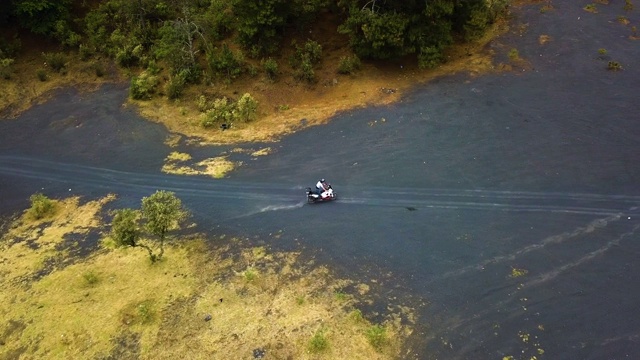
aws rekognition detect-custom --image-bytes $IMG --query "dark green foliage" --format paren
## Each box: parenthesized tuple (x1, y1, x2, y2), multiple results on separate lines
(199, 0, 234, 41)
(308, 329, 329, 353)
(207, 44, 244, 81)
(236, 93, 259, 122)
(337, 0, 506, 67)
(111, 191, 188, 263)
(296, 57, 316, 83)
(141, 190, 187, 262)
(12, 0, 73, 35)
(27, 193, 56, 220)
(93, 63, 105, 77)
(43, 52, 67, 73)
(234, 0, 290, 57)
(0, 58, 14, 79)
(291, 39, 322, 83)
(36, 68, 47, 81)
(262, 57, 278, 80)
(111, 208, 140, 247)
(165, 72, 187, 100)
(337, 55, 361, 74)
(365, 324, 387, 352)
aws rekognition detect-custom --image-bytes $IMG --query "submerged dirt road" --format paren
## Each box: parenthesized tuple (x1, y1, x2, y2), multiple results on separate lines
(2, 2, 640, 359)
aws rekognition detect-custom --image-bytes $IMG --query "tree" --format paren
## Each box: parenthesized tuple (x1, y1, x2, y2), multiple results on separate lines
(111, 208, 141, 247)
(233, 0, 290, 57)
(141, 190, 188, 261)
(11, 0, 73, 35)
(110, 191, 188, 263)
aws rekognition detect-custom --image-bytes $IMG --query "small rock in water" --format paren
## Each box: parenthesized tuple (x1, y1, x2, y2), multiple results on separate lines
(253, 348, 266, 359)
(204, 314, 212, 321)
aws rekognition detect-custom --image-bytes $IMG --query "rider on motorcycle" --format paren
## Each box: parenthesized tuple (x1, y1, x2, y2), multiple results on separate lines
(316, 179, 328, 195)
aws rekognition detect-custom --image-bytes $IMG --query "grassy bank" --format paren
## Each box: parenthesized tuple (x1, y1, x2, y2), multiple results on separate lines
(0, 195, 415, 359)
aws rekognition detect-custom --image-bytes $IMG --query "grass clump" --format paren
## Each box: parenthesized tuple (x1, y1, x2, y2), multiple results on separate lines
(337, 55, 361, 75)
(42, 52, 67, 73)
(583, 4, 597, 13)
(365, 324, 387, 351)
(308, 329, 329, 353)
(36, 68, 47, 81)
(82, 271, 99, 286)
(508, 48, 519, 61)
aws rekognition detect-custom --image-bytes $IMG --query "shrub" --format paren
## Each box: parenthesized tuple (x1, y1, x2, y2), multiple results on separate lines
(262, 58, 278, 80)
(337, 55, 361, 74)
(308, 330, 328, 353)
(0, 58, 14, 79)
(43, 52, 67, 72)
(598, 48, 607, 55)
(165, 72, 186, 100)
(208, 44, 244, 81)
(302, 40, 322, 64)
(200, 97, 233, 127)
(93, 63, 105, 77)
(365, 325, 387, 352)
(236, 93, 258, 122)
(129, 72, 158, 100)
(28, 193, 56, 219)
(78, 44, 93, 61)
(36, 68, 47, 81)
(624, 0, 634, 11)
(418, 46, 443, 69)
(295, 56, 316, 83)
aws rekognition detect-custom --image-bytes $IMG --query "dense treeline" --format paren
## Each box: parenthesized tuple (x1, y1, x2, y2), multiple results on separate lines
(0, 0, 508, 107)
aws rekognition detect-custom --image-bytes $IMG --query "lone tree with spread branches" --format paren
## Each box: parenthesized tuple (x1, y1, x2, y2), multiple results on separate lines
(110, 190, 189, 263)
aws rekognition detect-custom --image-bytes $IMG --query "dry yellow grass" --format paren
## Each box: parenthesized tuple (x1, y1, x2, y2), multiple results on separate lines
(0, 196, 415, 359)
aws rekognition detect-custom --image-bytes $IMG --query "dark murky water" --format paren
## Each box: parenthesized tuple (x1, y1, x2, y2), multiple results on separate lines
(2, 3, 640, 359)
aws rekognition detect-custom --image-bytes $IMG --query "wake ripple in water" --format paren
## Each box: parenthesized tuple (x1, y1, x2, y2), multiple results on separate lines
(1, 155, 639, 217)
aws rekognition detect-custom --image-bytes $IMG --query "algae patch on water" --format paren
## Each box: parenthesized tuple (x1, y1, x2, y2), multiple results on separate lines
(162, 151, 238, 178)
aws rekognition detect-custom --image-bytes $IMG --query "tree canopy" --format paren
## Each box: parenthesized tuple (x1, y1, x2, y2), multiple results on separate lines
(0, 0, 509, 98)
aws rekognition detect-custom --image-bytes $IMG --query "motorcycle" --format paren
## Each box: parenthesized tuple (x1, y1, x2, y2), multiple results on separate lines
(306, 184, 337, 203)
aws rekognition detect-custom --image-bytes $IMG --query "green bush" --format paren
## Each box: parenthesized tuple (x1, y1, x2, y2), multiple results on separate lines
(236, 93, 258, 122)
(165, 72, 186, 100)
(365, 325, 387, 352)
(337, 55, 361, 74)
(78, 44, 93, 61)
(129, 72, 158, 100)
(93, 63, 105, 77)
(262, 58, 278, 80)
(295, 56, 316, 83)
(418, 46, 443, 69)
(43, 52, 67, 73)
(0, 58, 14, 79)
(208, 44, 244, 81)
(308, 330, 328, 353)
(36, 68, 47, 81)
(200, 97, 234, 127)
(28, 193, 56, 220)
